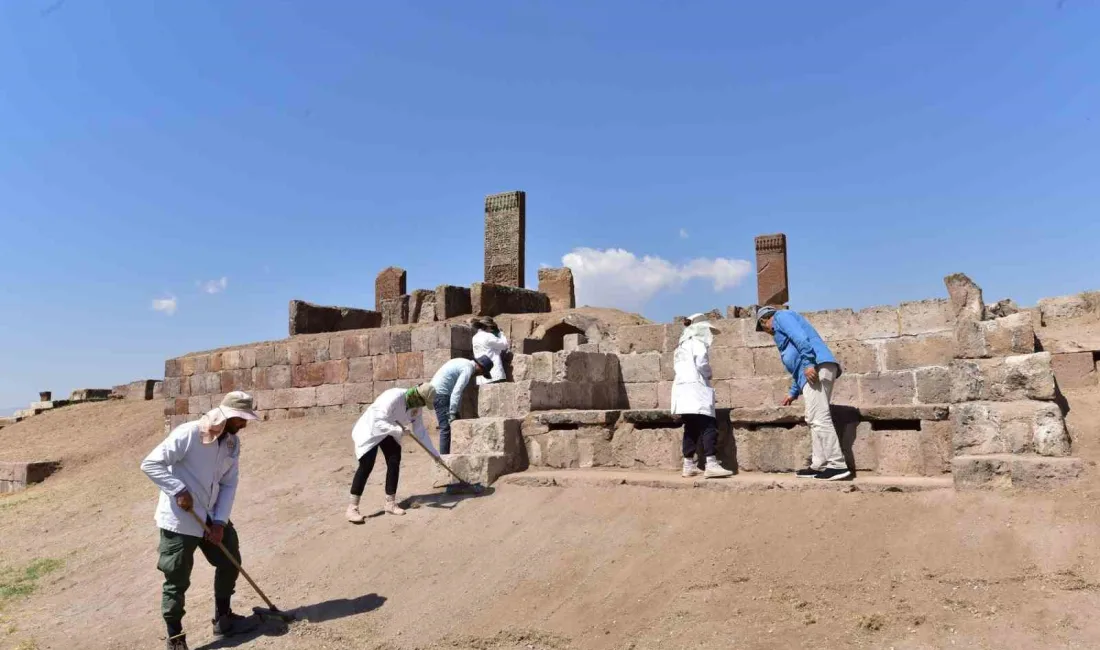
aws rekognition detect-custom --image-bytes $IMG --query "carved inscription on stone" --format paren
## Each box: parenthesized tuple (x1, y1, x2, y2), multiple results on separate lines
(755, 233, 789, 306)
(484, 191, 526, 288)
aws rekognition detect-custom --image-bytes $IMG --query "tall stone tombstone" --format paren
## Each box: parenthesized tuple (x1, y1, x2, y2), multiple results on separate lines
(375, 267, 407, 310)
(484, 191, 526, 288)
(755, 233, 789, 306)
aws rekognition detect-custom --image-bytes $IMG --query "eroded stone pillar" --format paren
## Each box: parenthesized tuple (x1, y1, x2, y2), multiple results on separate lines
(755, 233, 789, 306)
(375, 267, 407, 310)
(484, 191, 526, 288)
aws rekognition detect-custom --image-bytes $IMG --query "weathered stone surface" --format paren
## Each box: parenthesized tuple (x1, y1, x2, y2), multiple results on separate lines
(729, 406, 804, 424)
(830, 340, 878, 374)
(722, 377, 789, 409)
(899, 299, 953, 336)
(70, 388, 112, 402)
(949, 353, 1057, 403)
(983, 313, 1036, 357)
(855, 306, 900, 340)
(944, 273, 985, 322)
(435, 285, 472, 320)
(343, 382, 374, 404)
(620, 410, 681, 425)
(986, 298, 1019, 319)
(538, 267, 575, 311)
(432, 453, 509, 487)
(857, 405, 949, 421)
(630, 427, 683, 470)
(883, 333, 954, 370)
(914, 366, 951, 404)
(708, 346, 754, 380)
(450, 417, 524, 462)
(618, 353, 661, 383)
(373, 354, 399, 381)
(531, 410, 621, 426)
(751, 347, 787, 377)
(292, 363, 326, 388)
(624, 383, 659, 409)
(802, 309, 857, 342)
(0, 461, 61, 493)
(952, 401, 1069, 457)
(268, 387, 316, 409)
(733, 425, 811, 472)
(563, 333, 585, 351)
(316, 384, 344, 407)
(397, 352, 423, 379)
(471, 283, 550, 317)
(288, 300, 381, 336)
(754, 233, 788, 305)
(484, 191, 526, 288)
(830, 373, 861, 406)
(422, 349, 452, 378)
(615, 324, 667, 354)
(409, 289, 437, 324)
(380, 296, 410, 327)
(1051, 352, 1097, 390)
(874, 430, 926, 476)
(375, 267, 407, 309)
(952, 455, 1083, 490)
(391, 330, 413, 354)
(735, 318, 776, 349)
(289, 337, 331, 365)
(1038, 293, 1099, 324)
(859, 371, 915, 405)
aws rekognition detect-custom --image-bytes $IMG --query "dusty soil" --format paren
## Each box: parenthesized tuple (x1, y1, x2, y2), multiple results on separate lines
(1, 393, 1099, 650)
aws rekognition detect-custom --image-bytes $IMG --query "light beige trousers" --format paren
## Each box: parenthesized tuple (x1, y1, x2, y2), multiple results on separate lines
(803, 362, 847, 470)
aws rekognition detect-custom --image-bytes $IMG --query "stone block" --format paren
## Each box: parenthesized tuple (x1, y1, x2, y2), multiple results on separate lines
(538, 267, 575, 311)
(450, 418, 524, 462)
(422, 349, 452, 378)
(541, 431, 580, 468)
(165, 358, 182, 378)
(830, 340, 878, 374)
(258, 365, 293, 390)
(180, 355, 208, 377)
(188, 394, 212, 414)
(657, 381, 673, 410)
(273, 342, 291, 365)
(292, 363, 326, 388)
(843, 422, 877, 472)
(269, 387, 316, 410)
(754, 233, 789, 305)
(949, 353, 1056, 403)
(219, 370, 253, 393)
(471, 283, 550, 317)
(914, 366, 951, 404)
(1051, 352, 1097, 390)
(624, 383, 659, 409)
(983, 313, 1036, 357)
(375, 266, 407, 309)
(1038, 293, 1099, 324)
(531, 410, 621, 426)
(381, 296, 410, 327)
(855, 306, 900, 339)
(874, 430, 926, 476)
(435, 285, 473, 320)
(830, 373, 861, 406)
(0, 461, 61, 493)
(729, 406, 804, 424)
(316, 384, 344, 407)
(710, 347, 755, 379)
(952, 455, 1083, 490)
(563, 333, 585, 351)
(70, 388, 112, 402)
(859, 371, 915, 405)
(751, 347, 786, 377)
(391, 330, 413, 353)
(630, 427, 683, 470)
(477, 382, 516, 418)
(733, 425, 812, 472)
(616, 324, 667, 353)
(408, 289, 437, 324)
(255, 345, 276, 367)
(899, 299, 953, 336)
(208, 352, 224, 372)
(618, 353, 661, 383)
(445, 324, 474, 353)
(735, 318, 776, 348)
(288, 300, 381, 336)
(344, 382, 374, 404)
(952, 401, 1069, 457)
(367, 330, 391, 356)
(397, 352, 423, 379)
(410, 325, 442, 352)
(339, 334, 369, 359)
(367, 353, 395, 381)
(944, 273, 985, 322)
(321, 359, 349, 385)
(433, 453, 510, 486)
(162, 378, 182, 399)
(858, 404, 949, 421)
(802, 309, 857, 342)
(289, 337, 331, 365)
(921, 420, 953, 475)
(484, 190, 526, 287)
(723, 377, 787, 409)
(882, 332, 954, 370)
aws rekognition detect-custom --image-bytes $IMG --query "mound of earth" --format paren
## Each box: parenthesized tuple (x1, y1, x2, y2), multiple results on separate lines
(1, 396, 1100, 649)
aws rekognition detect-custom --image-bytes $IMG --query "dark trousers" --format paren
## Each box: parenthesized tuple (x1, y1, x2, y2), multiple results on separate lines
(350, 436, 402, 496)
(158, 523, 240, 631)
(682, 414, 718, 459)
(434, 393, 453, 454)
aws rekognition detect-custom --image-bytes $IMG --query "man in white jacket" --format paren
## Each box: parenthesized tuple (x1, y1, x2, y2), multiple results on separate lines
(346, 382, 441, 523)
(140, 391, 260, 650)
(472, 317, 509, 385)
(671, 315, 734, 479)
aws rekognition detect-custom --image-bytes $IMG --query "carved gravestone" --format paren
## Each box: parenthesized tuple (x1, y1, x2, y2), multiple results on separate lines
(375, 267, 407, 310)
(484, 191, 526, 288)
(538, 267, 575, 311)
(755, 234, 789, 306)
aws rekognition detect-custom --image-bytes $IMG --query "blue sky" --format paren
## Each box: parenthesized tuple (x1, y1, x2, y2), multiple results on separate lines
(1, 1, 1097, 410)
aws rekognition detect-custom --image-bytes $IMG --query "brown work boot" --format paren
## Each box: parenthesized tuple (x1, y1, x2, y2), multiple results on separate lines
(166, 633, 188, 650)
(384, 495, 406, 516)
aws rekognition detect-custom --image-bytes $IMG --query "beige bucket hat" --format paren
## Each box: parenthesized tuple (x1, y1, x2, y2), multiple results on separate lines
(219, 391, 259, 421)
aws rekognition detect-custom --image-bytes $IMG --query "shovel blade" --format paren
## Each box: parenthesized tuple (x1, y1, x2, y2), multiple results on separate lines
(252, 605, 296, 622)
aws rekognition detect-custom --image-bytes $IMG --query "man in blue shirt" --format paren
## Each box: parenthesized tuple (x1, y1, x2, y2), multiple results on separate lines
(430, 355, 493, 454)
(756, 306, 851, 481)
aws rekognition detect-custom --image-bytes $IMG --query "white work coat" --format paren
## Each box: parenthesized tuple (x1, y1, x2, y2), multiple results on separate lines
(140, 421, 240, 538)
(472, 330, 509, 385)
(352, 387, 440, 460)
(670, 338, 716, 418)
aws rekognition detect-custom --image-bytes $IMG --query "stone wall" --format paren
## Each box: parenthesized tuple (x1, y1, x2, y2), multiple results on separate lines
(0, 461, 61, 493)
(471, 283, 551, 317)
(289, 300, 381, 336)
(162, 322, 475, 428)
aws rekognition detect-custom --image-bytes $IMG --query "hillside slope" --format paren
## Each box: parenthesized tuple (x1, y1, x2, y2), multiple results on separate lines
(2, 399, 1100, 650)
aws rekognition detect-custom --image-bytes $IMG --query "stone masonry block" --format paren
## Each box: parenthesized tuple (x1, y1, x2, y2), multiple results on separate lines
(368, 329, 391, 356)
(293, 363, 326, 388)
(831, 340, 879, 374)
(802, 309, 857, 342)
(624, 383, 659, 409)
(289, 337, 331, 365)
(432, 453, 510, 487)
(390, 329, 413, 354)
(344, 382, 374, 404)
(484, 190, 526, 288)
(616, 325, 667, 353)
(322, 359, 349, 385)
(411, 325, 442, 352)
(340, 334, 370, 359)
(736, 318, 777, 349)
(949, 353, 1056, 403)
(751, 347, 786, 377)
(269, 387, 316, 410)
(755, 233, 789, 305)
(316, 384, 344, 407)
(409, 289, 437, 324)
(952, 455, 1083, 490)
(722, 377, 788, 409)
(859, 371, 915, 405)
(914, 366, 951, 404)
(952, 401, 1069, 457)
(255, 345, 275, 368)
(435, 285, 473, 320)
(944, 273, 985, 322)
(1051, 352, 1098, 390)
(180, 355, 208, 377)
(397, 352, 423, 379)
(733, 424, 811, 472)
(874, 430, 927, 476)
(882, 332, 954, 370)
(219, 369, 253, 393)
(373, 354, 399, 381)
(538, 267, 576, 311)
(1038, 293, 1099, 324)
(618, 353, 661, 383)
(710, 347, 754, 380)
(375, 266, 407, 309)
(450, 418, 524, 464)
(188, 394, 212, 414)
(855, 306, 900, 340)
(899, 299, 953, 336)
(422, 349, 452, 378)
(381, 296, 410, 327)
(348, 357, 374, 383)
(471, 283, 550, 317)
(830, 373, 861, 406)
(289, 300, 381, 336)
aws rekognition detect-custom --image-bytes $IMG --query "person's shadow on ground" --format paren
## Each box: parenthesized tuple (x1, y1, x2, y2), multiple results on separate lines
(193, 593, 386, 649)
(360, 485, 497, 518)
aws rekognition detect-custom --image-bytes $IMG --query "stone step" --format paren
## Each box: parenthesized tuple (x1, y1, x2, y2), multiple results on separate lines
(952, 454, 1084, 490)
(500, 468, 952, 494)
(430, 453, 508, 487)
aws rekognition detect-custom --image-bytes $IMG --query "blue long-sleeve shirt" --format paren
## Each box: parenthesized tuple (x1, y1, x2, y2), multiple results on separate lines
(771, 310, 841, 398)
(430, 358, 477, 415)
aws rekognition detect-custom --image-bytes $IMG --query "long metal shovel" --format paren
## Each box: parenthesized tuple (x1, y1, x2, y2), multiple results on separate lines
(185, 509, 295, 622)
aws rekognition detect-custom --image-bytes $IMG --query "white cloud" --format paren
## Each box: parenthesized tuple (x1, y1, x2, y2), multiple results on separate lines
(562, 247, 752, 312)
(679, 228, 689, 239)
(200, 277, 229, 294)
(152, 296, 178, 315)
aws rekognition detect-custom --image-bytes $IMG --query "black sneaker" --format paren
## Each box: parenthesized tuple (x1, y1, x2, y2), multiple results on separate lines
(166, 633, 188, 650)
(795, 468, 820, 478)
(212, 611, 260, 637)
(814, 468, 853, 481)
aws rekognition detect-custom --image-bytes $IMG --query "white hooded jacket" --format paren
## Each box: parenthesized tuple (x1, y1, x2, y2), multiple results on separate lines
(670, 325, 716, 418)
(472, 330, 509, 385)
(352, 387, 440, 460)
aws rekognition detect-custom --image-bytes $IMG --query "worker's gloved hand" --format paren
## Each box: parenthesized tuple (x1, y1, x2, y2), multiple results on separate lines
(448, 412, 458, 423)
(175, 490, 194, 512)
(206, 522, 225, 546)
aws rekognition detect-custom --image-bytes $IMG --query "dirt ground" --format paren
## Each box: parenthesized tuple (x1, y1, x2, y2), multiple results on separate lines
(1, 392, 1099, 650)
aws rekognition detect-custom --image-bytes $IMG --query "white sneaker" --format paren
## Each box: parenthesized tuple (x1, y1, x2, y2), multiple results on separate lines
(703, 456, 733, 479)
(346, 504, 365, 524)
(682, 459, 702, 478)
(384, 495, 406, 516)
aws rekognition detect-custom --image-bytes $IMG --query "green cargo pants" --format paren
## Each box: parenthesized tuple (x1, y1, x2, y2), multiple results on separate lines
(157, 523, 240, 628)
